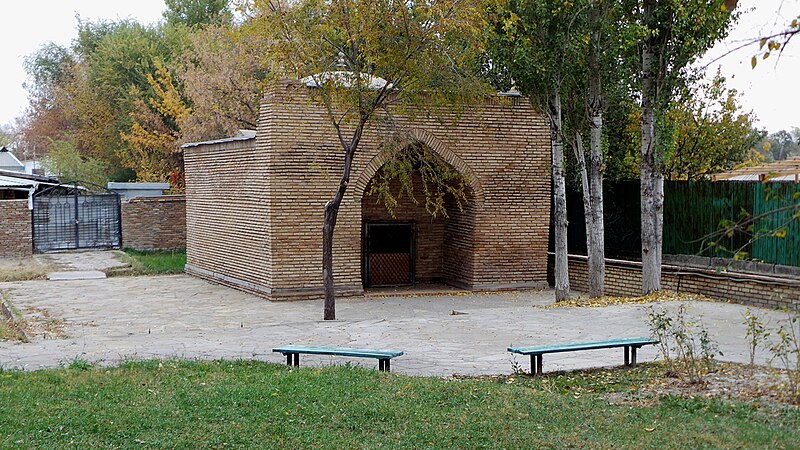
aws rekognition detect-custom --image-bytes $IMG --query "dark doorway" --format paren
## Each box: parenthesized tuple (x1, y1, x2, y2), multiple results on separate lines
(363, 222, 415, 287)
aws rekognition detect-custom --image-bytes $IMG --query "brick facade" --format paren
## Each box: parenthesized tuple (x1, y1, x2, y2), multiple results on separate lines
(184, 80, 552, 301)
(0, 200, 32, 257)
(121, 196, 186, 251)
(560, 254, 800, 311)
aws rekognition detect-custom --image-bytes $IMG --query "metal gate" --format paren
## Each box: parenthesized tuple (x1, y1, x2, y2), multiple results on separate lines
(363, 222, 415, 287)
(32, 183, 122, 253)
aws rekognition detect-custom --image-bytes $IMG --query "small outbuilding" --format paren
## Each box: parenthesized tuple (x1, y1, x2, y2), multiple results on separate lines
(183, 80, 552, 301)
(0, 147, 24, 173)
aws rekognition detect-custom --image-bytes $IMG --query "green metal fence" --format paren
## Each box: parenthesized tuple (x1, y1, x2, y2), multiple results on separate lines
(564, 180, 800, 267)
(662, 181, 799, 266)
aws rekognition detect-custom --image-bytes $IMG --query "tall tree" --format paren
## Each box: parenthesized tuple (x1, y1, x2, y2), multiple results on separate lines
(636, 0, 735, 293)
(175, 22, 271, 142)
(254, 0, 486, 319)
(663, 71, 764, 180)
(163, 0, 231, 27)
(487, 0, 592, 301)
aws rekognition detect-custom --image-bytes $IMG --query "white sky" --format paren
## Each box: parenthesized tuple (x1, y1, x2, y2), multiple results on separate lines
(0, 0, 798, 134)
(698, 0, 800, 134)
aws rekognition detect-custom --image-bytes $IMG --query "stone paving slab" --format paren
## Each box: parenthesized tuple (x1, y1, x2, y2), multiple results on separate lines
(47, 271, 107, 281)
(0, 275, 791, 376)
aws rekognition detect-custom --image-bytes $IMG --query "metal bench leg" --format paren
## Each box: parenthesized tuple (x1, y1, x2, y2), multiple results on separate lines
(624, 347, 630, 366)
(379, 359, 390, 372)
(285, 353, 292, 366)
(631, 347, 638, 367)
(530, 355, 543, 376)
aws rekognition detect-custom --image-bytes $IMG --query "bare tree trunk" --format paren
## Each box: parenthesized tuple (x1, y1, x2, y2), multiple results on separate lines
(640, 0, 661, 294)
(549, 94, 570, 301)
(323, 148, 355, 320)
(572, 133, 592, 254)
(586, 12, 605, 298)
(588, 118, 605, 298)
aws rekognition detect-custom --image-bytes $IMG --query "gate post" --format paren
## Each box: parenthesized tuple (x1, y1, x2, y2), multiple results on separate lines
(73, 182, 80, 248)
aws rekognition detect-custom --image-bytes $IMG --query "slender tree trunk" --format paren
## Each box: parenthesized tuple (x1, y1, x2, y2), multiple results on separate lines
(572, 133, 599, 297)
(640, 0, 661, 294)
(323, 148, 356, 320)
(549, 93, 570, 301)
(586, 12, 605, 298)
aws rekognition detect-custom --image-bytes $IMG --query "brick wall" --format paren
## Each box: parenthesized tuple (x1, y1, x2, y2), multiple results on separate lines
(0, 200, 32, 257)
(121, 196, 186, 251)
(184, 80, 552, 301)
(560, 254, 800, 311)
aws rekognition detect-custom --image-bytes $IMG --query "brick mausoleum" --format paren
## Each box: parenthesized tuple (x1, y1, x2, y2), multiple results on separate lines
(182, 80, 551, 301)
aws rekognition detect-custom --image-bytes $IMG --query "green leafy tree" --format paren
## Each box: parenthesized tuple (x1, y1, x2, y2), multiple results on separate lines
(253, 0, 487, 319)
(635, 0, 736, 293)
(163, 0, 231, 27)
(41, 140, 106, 187)
(661, 71, 765, 180)
(486, 0, 589, 301)
(759, 129, 800, 162)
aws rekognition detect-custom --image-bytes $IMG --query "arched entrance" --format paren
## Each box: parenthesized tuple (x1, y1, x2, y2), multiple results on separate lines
(358, 136, 480, 289)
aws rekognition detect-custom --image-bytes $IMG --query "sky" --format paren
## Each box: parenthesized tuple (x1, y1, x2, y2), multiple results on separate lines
(0, 0, 798, 135)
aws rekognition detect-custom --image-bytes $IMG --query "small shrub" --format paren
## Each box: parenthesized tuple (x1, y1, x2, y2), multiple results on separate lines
(67, 358, 93, 371)
(648, 304, 722, 384)
(743, 308, 770, 369)
(769, 311, 800, 404)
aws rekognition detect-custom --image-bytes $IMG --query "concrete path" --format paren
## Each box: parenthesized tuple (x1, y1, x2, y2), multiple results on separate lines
(35, 250, 129, 273)
(0, 275, 791, 376)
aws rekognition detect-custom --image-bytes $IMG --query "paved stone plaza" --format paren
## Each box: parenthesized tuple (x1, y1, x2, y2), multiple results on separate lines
(0, 275, 789, 376)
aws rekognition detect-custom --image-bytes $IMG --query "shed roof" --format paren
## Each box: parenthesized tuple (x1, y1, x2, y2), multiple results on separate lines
(181, 130, 256, 149)
(712, 156, 800, 183)
(0, 147, 24, 172)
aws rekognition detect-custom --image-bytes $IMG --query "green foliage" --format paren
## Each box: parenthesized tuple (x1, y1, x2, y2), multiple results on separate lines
(0, 360, 798, 448)
(163, 0, 231, 27)
(40, 140, 106, 187)
(253, 0, 489, 124)
(662, 71, 765, 180)
(757, 128, 800, 162)
(743, 308, 770, 369)
(648, 305, 722, 384)
(367, 142, 468, 219)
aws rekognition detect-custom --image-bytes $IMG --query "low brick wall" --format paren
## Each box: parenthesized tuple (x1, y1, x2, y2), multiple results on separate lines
(121, 196, 186, 251)
(554, 254, 800, 311)
(0, 200, 32, 257)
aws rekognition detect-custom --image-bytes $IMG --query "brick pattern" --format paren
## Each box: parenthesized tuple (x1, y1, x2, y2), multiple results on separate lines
(561, 254, 799, 311)
(184, 80, 552, 301)
(121, 196, 186, 251)
(0, 200, 32, 257)
(361, 168, 473, 285)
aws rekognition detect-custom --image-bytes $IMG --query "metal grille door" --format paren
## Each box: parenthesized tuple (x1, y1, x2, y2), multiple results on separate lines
(364, 222, 415, 287)
(32, 184, 122, 253)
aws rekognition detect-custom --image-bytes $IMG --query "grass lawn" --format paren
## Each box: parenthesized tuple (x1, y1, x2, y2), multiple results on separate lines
(1, 361, 797, 449)
(116, 249, 186, 276)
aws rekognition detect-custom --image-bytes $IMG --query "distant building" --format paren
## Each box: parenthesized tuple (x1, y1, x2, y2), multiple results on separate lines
(0, 147, 24, 172)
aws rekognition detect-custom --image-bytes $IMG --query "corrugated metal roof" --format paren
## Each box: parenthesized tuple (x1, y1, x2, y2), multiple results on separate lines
(181, 130, 256, 149)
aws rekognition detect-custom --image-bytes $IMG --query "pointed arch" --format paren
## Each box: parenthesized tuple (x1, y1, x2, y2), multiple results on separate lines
(353, 128, 485, 204)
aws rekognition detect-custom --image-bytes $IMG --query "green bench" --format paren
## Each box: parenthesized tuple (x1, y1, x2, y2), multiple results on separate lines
(272, 345, 404, 372)
(508, 337, 659, 375)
